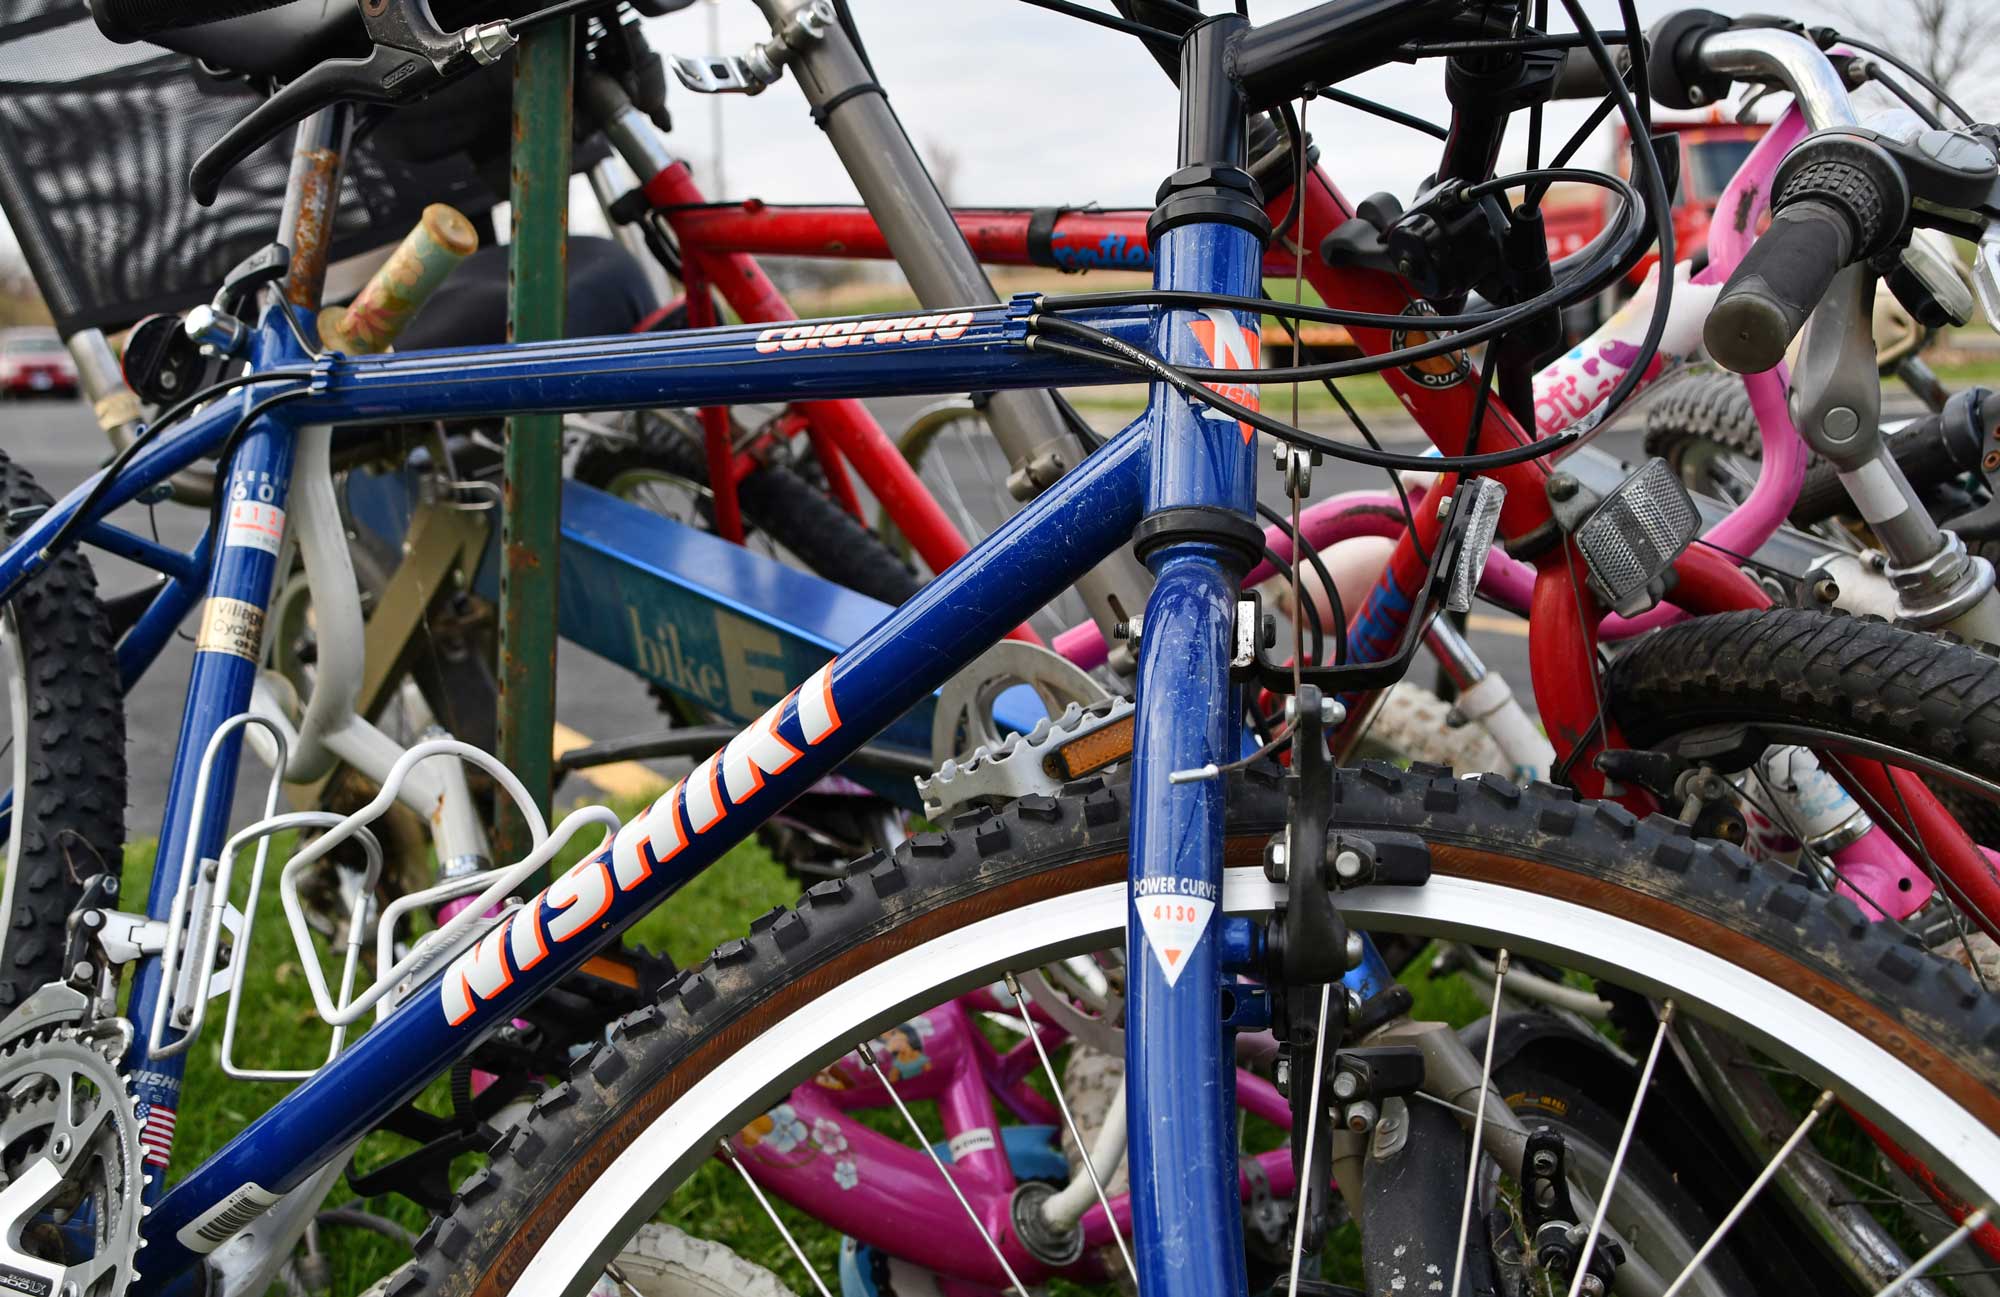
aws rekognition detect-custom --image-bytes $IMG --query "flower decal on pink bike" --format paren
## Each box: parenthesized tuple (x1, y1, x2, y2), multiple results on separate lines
(812, 1117, 849, 1153)
(833, 1160, 859, 1190)
(740, 1103, 811, 1161)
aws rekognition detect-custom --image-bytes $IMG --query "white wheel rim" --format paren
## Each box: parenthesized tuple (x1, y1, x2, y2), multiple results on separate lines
(0, 607, 30, 979)
(516, 868, 2000, 1294)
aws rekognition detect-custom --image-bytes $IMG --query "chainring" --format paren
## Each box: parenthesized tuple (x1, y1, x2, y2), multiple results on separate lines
(0, 1030, 144, 1297)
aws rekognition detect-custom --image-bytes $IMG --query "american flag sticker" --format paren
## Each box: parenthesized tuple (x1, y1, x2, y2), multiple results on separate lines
(135, 1100, 176, 1168)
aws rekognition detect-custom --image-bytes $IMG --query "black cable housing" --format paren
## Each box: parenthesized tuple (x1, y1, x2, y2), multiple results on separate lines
(1028, 324, 1576, 472)
(1, 367, 316, 607)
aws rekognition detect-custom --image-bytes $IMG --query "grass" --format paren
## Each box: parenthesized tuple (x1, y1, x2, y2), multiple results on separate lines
(124, 796, 802, 1295)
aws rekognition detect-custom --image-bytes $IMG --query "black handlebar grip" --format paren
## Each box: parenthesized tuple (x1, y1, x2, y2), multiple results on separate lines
(91, 0, 300, 44)
(1704, 200, 1856, 374)
(1789, 458, 1853, 528)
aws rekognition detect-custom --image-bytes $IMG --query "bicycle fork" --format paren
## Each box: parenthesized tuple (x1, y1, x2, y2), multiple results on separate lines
(1124, 18, 1268, 1295)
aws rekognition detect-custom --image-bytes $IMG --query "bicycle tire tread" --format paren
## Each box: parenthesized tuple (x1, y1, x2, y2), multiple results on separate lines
(386, 761, 2000, 1296)
(0, 448, 125, 1008)
(1607, 607, 2000, 782)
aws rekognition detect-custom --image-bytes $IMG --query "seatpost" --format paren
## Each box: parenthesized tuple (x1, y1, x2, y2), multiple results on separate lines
(750, 0, 1156, 668)
(1122, 16, 1271, 1297)
(277, 105, 353, 312)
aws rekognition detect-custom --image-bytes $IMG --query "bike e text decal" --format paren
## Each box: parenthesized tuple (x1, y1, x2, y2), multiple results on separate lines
(1186, 309, 1261, 443)
(439, 660, 845, 1025)
(1133, 875, 1219, 987)
(752, 313, 975, 353)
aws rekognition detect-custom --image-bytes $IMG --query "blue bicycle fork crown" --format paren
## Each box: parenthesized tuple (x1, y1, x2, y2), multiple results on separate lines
(1124, 16, 1271, 1297)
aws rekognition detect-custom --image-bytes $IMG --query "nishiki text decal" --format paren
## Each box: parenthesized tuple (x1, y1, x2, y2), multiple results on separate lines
(1133, 874, 1219, 987)
(754, 313, 975, 353)
(1186, 309, 1260, 443)
(439, 659, 845, 1025)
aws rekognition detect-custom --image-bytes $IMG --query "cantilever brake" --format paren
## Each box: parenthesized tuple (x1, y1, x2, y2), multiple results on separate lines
(188, 0, 514, 205)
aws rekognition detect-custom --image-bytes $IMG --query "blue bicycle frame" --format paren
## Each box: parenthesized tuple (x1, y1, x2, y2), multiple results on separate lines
(0, 16, 1290, 1294)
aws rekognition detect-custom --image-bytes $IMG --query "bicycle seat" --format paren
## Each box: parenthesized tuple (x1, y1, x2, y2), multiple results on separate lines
(394, 236, 662, 351)
(147, 1, 367, 84)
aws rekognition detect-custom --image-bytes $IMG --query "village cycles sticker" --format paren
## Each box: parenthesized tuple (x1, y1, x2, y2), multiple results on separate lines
(195, 597, 265, 661)
(1133, 875, 1219, 987)
(1389, 302, 1471, 390)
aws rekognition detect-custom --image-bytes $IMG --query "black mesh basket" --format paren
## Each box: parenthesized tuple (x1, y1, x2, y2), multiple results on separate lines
(0, 2, 496, 338)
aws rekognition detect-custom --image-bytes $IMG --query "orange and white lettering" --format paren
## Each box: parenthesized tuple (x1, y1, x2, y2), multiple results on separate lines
(870, 317, 910, 344)
(902, 314, 939, 342)
(754, 327, 786, 354)
(614, 792, 684, 890)
(819, 320, 862, 348)
(1186, 309, 1262, 443)
(545, 857, 615, 944)
(935, 312, 974, 340)
(797, 661, 842, 744)
(778, 325, 816, 352)
(683, 753, 727, 831)
(723, 697, 804, 803)
(508, 892, 551, 971)
(442, 922, 514, 1026)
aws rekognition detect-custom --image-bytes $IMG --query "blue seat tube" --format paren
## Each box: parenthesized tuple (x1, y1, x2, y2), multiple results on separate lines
(126, 319, 305, 1198)
(1125, 15, 1270, 1297)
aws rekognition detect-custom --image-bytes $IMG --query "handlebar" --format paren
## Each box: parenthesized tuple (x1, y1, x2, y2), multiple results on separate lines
(1706, 201, 1855, 373)
(1549, 45, 1624, 100)
(90, 0, 295, 44)
(1790, 389, 1994, 527)
(1706, 132, 1910, 372)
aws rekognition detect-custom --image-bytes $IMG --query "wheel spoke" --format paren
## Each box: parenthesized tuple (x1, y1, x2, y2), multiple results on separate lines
(1659, 1089, 1834, 1297)
(853, 1041, 1032, 1297)
(1287, 981, 1334, 1297)
(1001, 971, 1138, 1286)
(1450, 948, 1510, 1297)
(717, 1140, 836, 1297)
(1875, 1205, 1992, 1297)
(1823, 752, 1992, 990)
(1565, 999, 1676, 1297)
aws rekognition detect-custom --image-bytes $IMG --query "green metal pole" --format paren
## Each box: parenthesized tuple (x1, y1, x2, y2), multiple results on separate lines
(497, 19, 574, 860)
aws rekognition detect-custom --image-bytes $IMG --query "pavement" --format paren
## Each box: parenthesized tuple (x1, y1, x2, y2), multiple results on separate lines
(3, 381, 1929, 836)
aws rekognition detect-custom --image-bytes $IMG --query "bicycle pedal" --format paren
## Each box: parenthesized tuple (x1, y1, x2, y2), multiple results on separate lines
(1560, 457, 1701, 617)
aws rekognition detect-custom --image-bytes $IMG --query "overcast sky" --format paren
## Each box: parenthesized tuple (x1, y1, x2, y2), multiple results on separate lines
(628, 0, 1855, 212)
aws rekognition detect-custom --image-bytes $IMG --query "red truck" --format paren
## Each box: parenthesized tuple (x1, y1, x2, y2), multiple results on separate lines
(1543, 112, 1767, 325)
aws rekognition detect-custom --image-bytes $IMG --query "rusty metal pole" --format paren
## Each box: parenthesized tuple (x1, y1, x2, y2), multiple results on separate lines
(497, 19, 574, 858)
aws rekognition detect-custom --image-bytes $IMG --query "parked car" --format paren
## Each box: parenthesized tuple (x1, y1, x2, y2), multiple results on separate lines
(0, 328, 75, 398)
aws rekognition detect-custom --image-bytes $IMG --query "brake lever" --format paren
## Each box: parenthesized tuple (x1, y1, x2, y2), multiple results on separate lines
(189, 0, 515, 205)
(1975, 228, 2000, 333)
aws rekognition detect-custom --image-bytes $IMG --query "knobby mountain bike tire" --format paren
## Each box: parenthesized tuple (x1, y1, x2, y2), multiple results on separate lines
(1606, 607, 2000, 850)
(0, 448, 125, 1010)
(387, 763, 2000, 1296)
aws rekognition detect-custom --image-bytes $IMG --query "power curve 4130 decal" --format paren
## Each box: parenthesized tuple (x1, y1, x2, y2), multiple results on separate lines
(438, 659, 845, 1026)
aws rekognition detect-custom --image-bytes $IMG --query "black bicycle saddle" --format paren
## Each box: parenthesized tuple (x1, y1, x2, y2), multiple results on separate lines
(147, 1, 367, 83)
